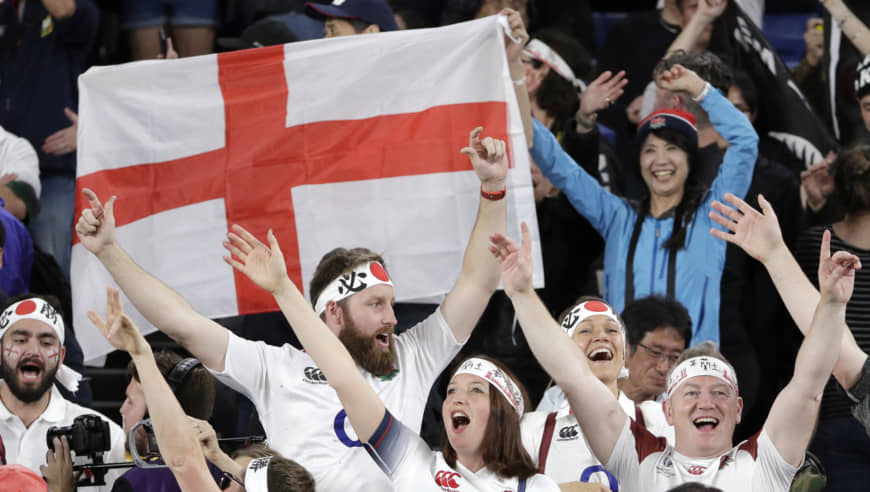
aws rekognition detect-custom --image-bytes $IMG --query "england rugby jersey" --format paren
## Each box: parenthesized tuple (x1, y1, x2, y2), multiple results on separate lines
(606, 419, 798, 492)
(365, 410, 560, 492)
(521, 391, 674, 488)
(212, 308, 462, 492)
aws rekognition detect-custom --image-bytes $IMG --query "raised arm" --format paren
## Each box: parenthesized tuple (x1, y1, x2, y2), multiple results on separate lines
(438, 128, 508, 343)
(763, 230, 859, 466)
(503, 8, 533, 148)
(223, 227, 386, 442)
(491, 223, 626, 464)
(709, 192, 868, 390)
(89, 288, 219, 492)
(820, 0, 870, 55)
(665, 0, 727, 55)
(75, 189, 229, 370)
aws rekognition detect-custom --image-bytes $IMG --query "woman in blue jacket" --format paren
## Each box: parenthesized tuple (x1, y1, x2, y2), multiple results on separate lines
(528, 64, 758, 345)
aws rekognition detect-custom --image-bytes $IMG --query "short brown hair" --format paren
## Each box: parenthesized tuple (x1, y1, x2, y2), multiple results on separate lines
(441, 355, 537, 479)
(128, 350, 215, 420)
(231, 445, 315, 492)
(834, 143, 870, 216)
(309, 247, 387, 311)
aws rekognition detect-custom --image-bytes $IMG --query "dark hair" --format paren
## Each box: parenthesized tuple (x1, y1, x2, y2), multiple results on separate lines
(441, 355, 537, 479)
(530, 28, 591, 123)
(834, 143, 870, 215)
(309, 247, 387, 312)
(231, 445, 315, 492)
(128, 350, 216, 420)
(635, 128, 705, 253)
(621, 295, 692, 348)
(730, 70, 758, 116)
(667, 483, 724, 492)
(0, 218, 6, 249)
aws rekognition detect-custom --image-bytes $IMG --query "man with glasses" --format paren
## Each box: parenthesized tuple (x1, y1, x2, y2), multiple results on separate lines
(619, 295, 692, 405)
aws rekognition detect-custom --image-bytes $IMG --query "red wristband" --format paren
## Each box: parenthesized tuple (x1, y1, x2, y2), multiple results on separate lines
(480, 186, 506, 201)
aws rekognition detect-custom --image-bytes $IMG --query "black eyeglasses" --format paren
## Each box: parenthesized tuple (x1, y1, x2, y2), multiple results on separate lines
(637, 343, 681, 365)
(219, 472, 245, 490)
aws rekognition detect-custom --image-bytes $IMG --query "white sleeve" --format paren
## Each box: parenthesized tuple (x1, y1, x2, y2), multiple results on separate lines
(520, 412, 547, 466)
(535, 386, 564, 413)
(209, 332, 288, 403)
(0, 126, 40, 197)
(639, 400, 675, 446)
(526, 473, 561, 492)
(605, 419, 643, 492)
(393, 307, 462, 388)
(753, 429, 799, 491)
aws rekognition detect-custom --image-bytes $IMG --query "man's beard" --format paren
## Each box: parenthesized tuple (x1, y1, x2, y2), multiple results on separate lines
(338, 312, 396, 376)
(0, 353, 59, 404)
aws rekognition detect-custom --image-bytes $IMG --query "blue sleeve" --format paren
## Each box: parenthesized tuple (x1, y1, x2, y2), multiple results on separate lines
(529, 119, 632, 237)
(701, 87, 758, 204)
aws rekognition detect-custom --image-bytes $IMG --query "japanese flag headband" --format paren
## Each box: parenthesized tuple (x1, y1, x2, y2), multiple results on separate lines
(666, 356, 739, 399)
(561, 300, 621, 338)
(452, 357, 524, 416)
(0, 298, 83, 392)
(244, 456, 272, 492)
(314, 261, 393, 316)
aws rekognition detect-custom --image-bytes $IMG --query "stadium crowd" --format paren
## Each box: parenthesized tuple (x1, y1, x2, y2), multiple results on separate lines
(1, 0, 870, 490)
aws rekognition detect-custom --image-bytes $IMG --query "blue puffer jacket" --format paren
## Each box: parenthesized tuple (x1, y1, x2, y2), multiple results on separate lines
(529, 87, 758, 345)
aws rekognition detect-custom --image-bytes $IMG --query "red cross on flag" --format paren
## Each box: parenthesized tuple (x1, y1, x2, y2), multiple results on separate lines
(71, 16, 542, 363)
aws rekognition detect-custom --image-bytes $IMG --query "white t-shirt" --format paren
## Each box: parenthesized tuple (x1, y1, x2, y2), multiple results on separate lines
(521, 390, 674, 487)
(0, 385, 126, 491)
(365, 410, 560, 492)
(212, 308, 462, 492)
(0, 125, 40, 198)
(606, 419, 798, 492)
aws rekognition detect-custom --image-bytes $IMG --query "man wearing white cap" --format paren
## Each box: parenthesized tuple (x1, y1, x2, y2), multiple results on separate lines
(489, 219, 858, 491)
(0, 296, 125, 490)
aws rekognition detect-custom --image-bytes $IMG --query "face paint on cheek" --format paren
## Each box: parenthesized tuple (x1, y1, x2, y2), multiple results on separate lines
(46, 351, 60, 361)
(4, 346, 20, 358)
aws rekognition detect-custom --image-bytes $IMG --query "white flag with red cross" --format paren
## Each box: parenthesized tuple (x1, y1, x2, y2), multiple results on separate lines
(72, 16, 542, 363)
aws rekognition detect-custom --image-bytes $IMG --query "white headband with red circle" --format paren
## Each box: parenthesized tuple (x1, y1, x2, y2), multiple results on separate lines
(314, 261, 393, 316)
(452, 357, 524, 416)
(0, 298, 82, 392)
(561, 300, 621, 338)
(666, 356, 739, 399)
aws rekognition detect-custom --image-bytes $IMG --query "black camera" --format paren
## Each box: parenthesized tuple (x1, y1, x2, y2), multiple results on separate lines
(46, 414, 111, 456)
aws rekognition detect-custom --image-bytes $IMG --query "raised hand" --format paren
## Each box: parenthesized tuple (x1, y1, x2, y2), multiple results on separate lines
(75, 188, 117, 257)
(709, 193, 785, 263)
(656, 63, 707, 98)
(488, 222, 532, 297)
(818, 229, 862, 305)
(501, 8, 529, 66)
(89, 287, 150, 357)
(801, 151, 836, 212)
(223, 225, 289, 294)
(695, 0, 728, 25)
(579, 70, 628, 118)
(461, 127, 508, 191)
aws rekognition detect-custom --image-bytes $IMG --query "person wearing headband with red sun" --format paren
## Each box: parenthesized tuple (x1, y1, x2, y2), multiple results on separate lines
(489, 221, 858, 491)
(521, 296, 674, 491)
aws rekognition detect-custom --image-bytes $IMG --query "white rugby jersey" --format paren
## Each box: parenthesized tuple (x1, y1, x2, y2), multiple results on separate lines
(212, 308, 462, 492)
(521, 391, 674, 488)
(365, 410, 560, 492)
(606, 419, 798, 492)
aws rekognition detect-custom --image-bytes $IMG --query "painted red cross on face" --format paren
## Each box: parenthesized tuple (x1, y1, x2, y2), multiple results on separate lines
(74, 46, 508, 314)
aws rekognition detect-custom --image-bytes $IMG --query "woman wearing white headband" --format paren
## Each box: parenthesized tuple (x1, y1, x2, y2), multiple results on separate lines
(521, 296, 673, 490)
(490, 222, 856, 491)
(88, 288, 314, 492)
(220, 224, 559, 491)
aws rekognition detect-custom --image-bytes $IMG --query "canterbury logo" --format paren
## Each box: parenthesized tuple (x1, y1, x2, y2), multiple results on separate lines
(557, 424, 579, 440)
(687, 465, 706, 475)
(303, 367, 327, 384)
(434, 470, 460, 489)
